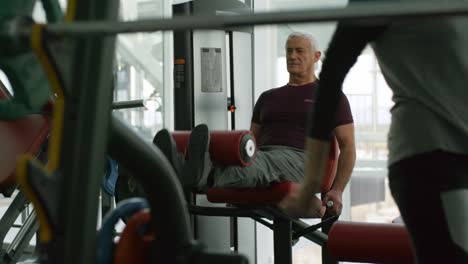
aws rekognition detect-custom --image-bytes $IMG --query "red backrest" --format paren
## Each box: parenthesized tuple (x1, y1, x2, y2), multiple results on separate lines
(321, 137, 339, 193)
(0, 115, 50, 192)
(0, 79, 51, 193)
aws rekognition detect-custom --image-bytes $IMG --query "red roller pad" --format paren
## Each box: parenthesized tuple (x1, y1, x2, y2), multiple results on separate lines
(328, 221, 414, 264)
(207, 182, 299, 205)
(0, 115, 50, 192)
(171, 130, 256, 167)
(114, 210, 155, 264)
(209, 130, 255, 167)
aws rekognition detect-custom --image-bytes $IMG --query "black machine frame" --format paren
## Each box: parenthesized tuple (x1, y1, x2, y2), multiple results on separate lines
(188, 204, 337, 264)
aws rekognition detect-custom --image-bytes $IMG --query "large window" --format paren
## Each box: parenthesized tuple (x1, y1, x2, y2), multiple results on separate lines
(37, 0, 173, 140)
(113, 0, 173, 140)
(254, 0, 399, 263)
(342, 47, 398, 224)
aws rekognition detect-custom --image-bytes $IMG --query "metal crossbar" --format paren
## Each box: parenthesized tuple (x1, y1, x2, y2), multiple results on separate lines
(44, 1, 468, 36)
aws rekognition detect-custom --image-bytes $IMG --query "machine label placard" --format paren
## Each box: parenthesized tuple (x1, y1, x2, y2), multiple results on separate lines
(201, 47, 222, 92)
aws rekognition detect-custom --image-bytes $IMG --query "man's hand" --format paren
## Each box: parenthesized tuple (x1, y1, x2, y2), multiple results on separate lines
(323, 189, 343, 216)
(278, 188, 326, 218)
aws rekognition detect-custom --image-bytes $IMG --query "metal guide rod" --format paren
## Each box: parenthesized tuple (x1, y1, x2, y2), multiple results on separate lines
(45, 2, 468, 36)
(112, 99, 145, 109)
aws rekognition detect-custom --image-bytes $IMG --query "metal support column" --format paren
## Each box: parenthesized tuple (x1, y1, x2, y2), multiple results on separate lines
(173, 2, 194, 130)
(57, 0, 118, 263)
(273, 218, 292, 264)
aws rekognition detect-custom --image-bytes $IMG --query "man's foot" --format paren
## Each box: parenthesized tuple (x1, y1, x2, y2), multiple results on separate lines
(153, 129, 184, 176)
(182, 124, 212, 191)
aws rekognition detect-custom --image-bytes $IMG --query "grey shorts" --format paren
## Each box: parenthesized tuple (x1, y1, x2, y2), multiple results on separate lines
(211, 145, 304, 188)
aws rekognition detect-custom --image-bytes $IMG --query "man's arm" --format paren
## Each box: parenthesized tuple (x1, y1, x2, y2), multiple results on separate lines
(323, 123, 356, 216)
(332, 123, 356, 192)
(279, 22, 386, 217)
(303, 24, 381, 197)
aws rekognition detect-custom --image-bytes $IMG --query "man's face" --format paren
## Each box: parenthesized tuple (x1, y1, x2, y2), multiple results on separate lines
(286, 37, 321, 75)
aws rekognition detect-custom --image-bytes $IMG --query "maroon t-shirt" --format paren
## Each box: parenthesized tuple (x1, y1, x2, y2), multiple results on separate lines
(251, 81, 353, 150)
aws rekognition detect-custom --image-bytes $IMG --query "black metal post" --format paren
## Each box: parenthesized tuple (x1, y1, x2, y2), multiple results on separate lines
(321, 221, 338, 264)
(228, 31, 236, 130)
(321, 193, 338, 264)
(173, 2, 194, 130)
(231, 216, 238, 251)
(57, 0, 118, 263)
(109, 117, 196, 262)
(273, 218, 292, 264)
(112, 99, 145, 110)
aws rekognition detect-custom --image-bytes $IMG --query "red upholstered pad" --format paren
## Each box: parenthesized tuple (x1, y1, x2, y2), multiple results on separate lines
(328, 221, 414, 264)
(207, 182, 299, 205)
(321, 138, 338, 193)
(0, 115, 50, 191)
(114, 210, 154, 264)
(172, 130, 256, 167)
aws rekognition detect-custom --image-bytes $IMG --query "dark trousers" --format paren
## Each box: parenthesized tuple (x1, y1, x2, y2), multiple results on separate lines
(389, 150, 468, 264)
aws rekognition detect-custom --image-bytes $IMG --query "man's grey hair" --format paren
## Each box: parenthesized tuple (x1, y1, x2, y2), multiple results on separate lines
(285, 32, 320, 51)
